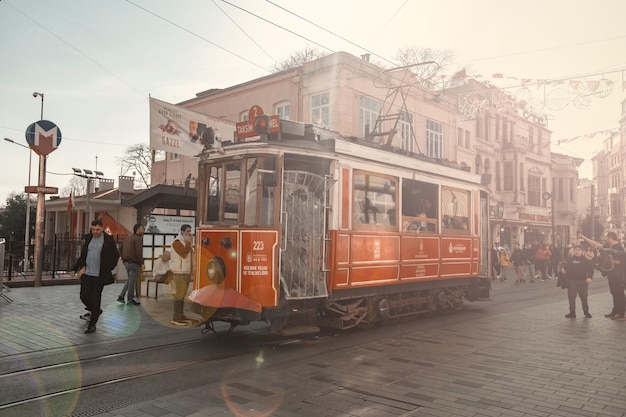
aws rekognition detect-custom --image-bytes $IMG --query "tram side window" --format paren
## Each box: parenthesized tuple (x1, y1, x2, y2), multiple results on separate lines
(205, 163, 241, 224)
(206, 166, 221, 222)
(244, 157, 275, 226)
(353, 170, 397, 230)
(401, 179, 438, 233)
(441, 187, 470, 234)
(224, 163, 241, 222)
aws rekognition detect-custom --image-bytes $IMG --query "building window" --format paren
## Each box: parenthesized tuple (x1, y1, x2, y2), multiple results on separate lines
(484, 113, 490, 141)
(519, 162, 524, 191)
(495, 162, 501, 192)
(528, 175, 540, 206)
(457, 127, 463, 146)
(399, 110, 413, 152)
(170, 153, 180, 161)
(239, 111, 249, 122)
(153, 149, 165, 162)
(503, 161, 513, 191)
(558, 178, 564, 201)
(465, 130, 470, 148)
(311, 92, 330, 127)
(570, 178, 576, 202)
(359, 96, 382, 137)
(495, 115, 500, 141)
(275, 101, 290, 120)
(426, 119, 443, 159)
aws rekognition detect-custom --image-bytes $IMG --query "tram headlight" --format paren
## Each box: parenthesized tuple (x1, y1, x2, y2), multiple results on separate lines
(206, 256, 226, 285)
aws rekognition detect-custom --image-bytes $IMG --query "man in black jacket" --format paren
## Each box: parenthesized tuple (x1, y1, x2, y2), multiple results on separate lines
(579, 231, 626, 319)
(562, 245, 594, 318)
(72, 219, 120, 333)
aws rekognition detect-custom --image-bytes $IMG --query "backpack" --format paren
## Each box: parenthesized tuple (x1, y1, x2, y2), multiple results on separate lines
(595, 250, 614, 273)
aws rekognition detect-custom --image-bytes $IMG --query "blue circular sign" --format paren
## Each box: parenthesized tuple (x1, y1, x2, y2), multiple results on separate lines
(25, 120, 62, 156)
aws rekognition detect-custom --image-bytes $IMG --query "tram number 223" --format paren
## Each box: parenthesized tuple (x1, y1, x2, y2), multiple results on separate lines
(253, 241, 265, 251)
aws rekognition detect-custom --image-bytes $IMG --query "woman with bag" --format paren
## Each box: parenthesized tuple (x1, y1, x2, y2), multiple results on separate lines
(499, 248, 510, 282)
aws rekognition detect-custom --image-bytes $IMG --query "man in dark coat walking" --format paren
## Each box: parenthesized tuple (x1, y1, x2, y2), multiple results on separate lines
(72, 219, 119, 333)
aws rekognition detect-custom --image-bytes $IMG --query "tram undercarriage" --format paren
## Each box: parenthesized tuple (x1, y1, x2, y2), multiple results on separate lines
(319, 285, 469, 330)
(192, 280, 486, 336)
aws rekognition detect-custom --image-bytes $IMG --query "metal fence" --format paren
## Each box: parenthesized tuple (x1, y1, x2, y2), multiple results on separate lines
(2, 234, 125, 281)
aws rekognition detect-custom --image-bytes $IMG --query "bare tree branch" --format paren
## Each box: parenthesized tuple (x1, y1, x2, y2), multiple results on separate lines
(60, 176, 88, 197)
(270, 46, 328, 72)
(392, 46, 454, 83)
(115, 143, 151, 189)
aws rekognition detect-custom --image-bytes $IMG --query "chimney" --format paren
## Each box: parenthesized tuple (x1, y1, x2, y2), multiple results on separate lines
(361, 53, 370, 63)
(98, 178, 114, 191)
(118, 176, 134, 193)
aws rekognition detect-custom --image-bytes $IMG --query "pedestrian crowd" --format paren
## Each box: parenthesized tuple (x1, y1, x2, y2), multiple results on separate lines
(72, 221, 195, 333)
(492, 231, 626, 320)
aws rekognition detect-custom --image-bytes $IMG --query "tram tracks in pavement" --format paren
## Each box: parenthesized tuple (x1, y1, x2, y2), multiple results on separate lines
(0, 329, 284, 412)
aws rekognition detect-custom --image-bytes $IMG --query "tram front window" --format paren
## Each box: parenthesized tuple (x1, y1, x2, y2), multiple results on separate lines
(244, 157, 275, 226)
(205, 163, 241, 223)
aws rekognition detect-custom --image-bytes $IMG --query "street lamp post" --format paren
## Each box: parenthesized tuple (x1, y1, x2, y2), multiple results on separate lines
(72, 168, 104, 233)
(3, 138, 33, 273)
(33, 92, 44, 120)
(31, 92, 45, 286)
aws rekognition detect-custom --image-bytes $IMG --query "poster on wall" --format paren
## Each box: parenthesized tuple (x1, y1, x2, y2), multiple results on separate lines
(145, 214, 195, 234)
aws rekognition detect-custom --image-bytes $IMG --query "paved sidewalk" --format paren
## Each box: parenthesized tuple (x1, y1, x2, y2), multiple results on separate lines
(0, 281, 199, 359)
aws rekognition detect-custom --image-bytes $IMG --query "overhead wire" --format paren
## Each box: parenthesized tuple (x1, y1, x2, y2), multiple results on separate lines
(3, 0, 147, 98)
(219, 0, 335, 53)
(263, 0, 398, 67)
(212, 0, 277, 64)
(125, 0, 270, 72)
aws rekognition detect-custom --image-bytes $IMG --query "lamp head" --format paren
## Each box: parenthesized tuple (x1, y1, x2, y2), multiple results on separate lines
(33, 92, 43, 98)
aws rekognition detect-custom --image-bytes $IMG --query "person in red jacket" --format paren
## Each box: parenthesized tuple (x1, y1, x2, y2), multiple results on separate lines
(535, 243, 552, 281)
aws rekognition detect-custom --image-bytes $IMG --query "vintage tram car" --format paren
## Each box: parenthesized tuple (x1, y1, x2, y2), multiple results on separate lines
(189, 119, 491, 335)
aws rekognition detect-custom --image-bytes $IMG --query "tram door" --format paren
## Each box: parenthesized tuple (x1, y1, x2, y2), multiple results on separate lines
(479, 190, 490, 277)
(279, 167, 332, 300)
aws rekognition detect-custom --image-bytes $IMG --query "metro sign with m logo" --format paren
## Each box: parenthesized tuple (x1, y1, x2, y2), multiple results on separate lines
(25, 120, 63, 156)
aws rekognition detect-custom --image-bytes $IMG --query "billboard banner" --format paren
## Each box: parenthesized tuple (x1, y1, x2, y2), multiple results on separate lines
(145, 214, 196, 235)
(149, 97, 235, 157)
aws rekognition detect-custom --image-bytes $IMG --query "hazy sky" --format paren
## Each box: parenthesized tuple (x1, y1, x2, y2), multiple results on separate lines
(1, 0, 625, 204)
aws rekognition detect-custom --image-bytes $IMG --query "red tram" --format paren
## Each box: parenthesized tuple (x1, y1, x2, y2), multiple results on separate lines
(189, 120, 491, 335)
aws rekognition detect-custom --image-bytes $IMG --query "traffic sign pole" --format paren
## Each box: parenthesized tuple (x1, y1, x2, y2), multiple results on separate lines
(25, 120, 62, 286)
(33, 155, 46, 286)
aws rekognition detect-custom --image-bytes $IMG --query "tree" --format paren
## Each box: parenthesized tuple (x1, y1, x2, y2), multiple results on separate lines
(579, 214, 604, 242)
(60, 176, 88, 197)
(116, 143, 151, 189)
(392, 46, 454, 83)
(270, 46, 328, 72)
(0, 192, 35, 255)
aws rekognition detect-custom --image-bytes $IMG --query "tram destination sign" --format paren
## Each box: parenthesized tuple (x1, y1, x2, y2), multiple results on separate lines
(235, 105, 280, 141)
